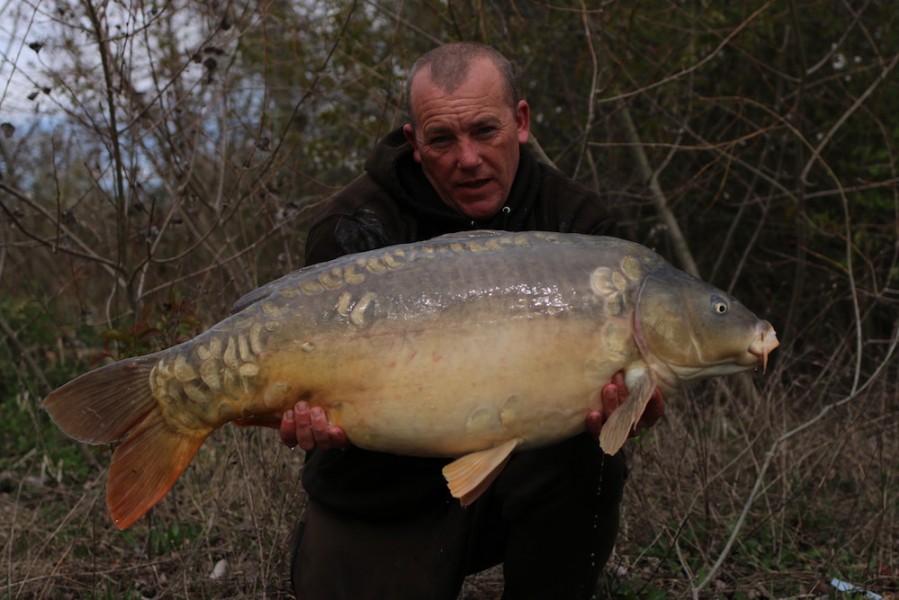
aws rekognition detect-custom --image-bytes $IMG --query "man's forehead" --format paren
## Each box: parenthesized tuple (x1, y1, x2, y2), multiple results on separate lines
(419, 112, 504, 136)
(410, 63, 510, 127)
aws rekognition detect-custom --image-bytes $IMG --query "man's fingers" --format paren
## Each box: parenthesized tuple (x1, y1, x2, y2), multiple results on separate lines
(600, 382, 622, 420)
(295, 401, 317, 451)
(279, 407, 298, 448)
(282, 401, 350, 452)
(309, 406, 332, 451)
(585, 411, 603, 439)
(327, 426, 349, 449)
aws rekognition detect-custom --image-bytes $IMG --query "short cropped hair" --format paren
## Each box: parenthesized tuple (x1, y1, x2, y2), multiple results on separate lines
(404, 42, 519, 123)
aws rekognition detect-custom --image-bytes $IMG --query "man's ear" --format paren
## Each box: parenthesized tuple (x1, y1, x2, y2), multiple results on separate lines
(516, 100, 531, 145)
(403, 123, 422, 163)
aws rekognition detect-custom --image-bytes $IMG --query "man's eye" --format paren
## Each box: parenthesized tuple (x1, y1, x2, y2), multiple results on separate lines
(475, 126, 496, 137)
(428, 136, 451, 146)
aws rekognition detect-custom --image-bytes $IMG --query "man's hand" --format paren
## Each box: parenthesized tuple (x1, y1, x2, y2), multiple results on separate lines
(586, 371, 666, 439)
(280, 401, 348, 452)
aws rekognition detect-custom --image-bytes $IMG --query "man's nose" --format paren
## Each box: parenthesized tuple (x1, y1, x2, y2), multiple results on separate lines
(456, 138, 482, 168)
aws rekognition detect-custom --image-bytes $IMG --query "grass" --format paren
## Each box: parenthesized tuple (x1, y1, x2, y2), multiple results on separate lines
(3, 423, 305, 599)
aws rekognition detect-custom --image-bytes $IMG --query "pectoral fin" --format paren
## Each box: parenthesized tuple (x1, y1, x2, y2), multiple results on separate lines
(599, 369, 657, 456)
(442, 439, 520, 506)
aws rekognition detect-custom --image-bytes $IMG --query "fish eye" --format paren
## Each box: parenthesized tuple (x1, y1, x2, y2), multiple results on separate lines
(711, 295, 729, 314)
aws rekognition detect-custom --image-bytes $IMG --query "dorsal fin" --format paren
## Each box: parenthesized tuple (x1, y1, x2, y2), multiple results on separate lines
(433, 230, 504, 241)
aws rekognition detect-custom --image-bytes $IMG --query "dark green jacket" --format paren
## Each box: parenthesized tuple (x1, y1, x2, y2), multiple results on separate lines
(301, 127, 617, 517)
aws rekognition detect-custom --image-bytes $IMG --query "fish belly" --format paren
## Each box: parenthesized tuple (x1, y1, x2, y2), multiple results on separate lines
(256, 313, 628, 457)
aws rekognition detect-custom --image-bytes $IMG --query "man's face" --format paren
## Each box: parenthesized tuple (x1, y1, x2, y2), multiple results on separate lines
(403, 58, 530, 221)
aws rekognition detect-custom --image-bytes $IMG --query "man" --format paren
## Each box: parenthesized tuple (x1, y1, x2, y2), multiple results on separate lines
(280, 42, 663, 599)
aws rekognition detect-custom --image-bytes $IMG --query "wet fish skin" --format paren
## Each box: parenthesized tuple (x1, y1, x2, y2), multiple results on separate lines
(42, 231, 778, 529)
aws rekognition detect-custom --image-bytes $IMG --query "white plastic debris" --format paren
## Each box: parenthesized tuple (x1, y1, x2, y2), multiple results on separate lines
(830, 577, 882, 600)
(209, 558, 229, 580)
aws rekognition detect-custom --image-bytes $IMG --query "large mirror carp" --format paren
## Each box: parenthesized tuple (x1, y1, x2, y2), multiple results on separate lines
(43, 231, 778, 529)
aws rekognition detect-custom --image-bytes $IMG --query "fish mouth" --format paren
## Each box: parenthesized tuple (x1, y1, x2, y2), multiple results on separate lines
(748, 321, 779, 373)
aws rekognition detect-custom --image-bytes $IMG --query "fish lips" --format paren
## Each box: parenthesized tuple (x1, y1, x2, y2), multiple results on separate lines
(748, 320, 779, 373)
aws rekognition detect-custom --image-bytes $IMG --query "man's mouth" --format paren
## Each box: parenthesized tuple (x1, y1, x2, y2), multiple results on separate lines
(458, 178, 490, 190)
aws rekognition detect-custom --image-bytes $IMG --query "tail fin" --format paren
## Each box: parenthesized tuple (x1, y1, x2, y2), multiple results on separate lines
(107, 410, 208, 529)
(43, 354, 162, 443)
(42, 354, 208, 529)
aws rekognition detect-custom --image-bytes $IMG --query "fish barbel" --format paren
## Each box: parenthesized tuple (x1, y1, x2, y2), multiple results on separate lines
(43, 231, 778, 529)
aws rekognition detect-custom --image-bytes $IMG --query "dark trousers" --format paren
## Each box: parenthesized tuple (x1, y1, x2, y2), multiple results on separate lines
(290, 434, 625, 600)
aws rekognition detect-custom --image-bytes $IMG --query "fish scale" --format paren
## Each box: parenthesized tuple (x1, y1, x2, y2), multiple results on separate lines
(42, 230, 778, 529)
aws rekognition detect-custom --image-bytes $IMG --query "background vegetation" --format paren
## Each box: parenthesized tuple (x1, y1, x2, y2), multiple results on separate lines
(1, 0, 896, 598)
